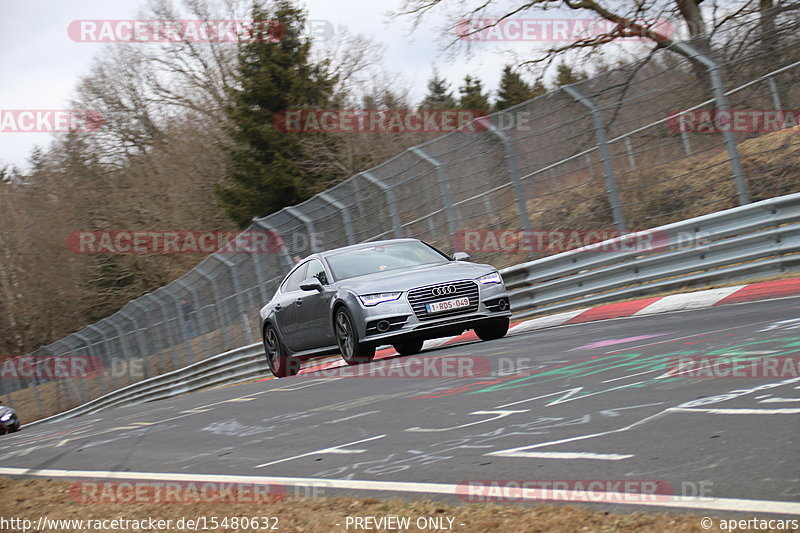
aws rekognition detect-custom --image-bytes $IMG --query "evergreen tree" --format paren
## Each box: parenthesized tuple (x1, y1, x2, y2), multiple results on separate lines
(554, 62, 588, 87)
(216, 0, 337, 227)
(420, 69, 457, 110)
(457, 75, 490, 113)
(494, 65, 546, 111)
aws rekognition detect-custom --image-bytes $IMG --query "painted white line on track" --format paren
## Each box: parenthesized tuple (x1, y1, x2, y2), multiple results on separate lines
(760, 397, 800, 403)
(255, 435, 386, 468)
(486, 451, 633, 460)
(669, 407, 800, 415)
(1, 467, 798, 515)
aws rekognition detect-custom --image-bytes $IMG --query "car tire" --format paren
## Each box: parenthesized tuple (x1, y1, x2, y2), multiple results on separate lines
(263, 324, 300, 378)
(475, 317, 509, 341)
(393, 339, 424, 356)
(335, 307, 375, 365)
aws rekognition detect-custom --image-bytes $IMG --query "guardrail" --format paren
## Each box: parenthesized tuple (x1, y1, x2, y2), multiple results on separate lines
(501, 193, 800, 318)
(26, 193, 800, 427)
(26, 343, 264, 427)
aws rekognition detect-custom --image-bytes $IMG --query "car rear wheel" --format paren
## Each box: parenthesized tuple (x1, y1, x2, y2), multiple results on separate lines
(335, 307, 375, 365)
(393, 339, 424, 356)
(264, 324, 300, 378)
(475, 317, 509, 341)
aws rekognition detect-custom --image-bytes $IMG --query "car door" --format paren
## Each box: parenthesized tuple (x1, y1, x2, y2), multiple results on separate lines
(273, 262, 307, 352)
(294, 259, 335, 351)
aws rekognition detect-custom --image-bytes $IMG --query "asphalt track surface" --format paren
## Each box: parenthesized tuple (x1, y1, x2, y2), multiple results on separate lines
(1, 297, 799, 516)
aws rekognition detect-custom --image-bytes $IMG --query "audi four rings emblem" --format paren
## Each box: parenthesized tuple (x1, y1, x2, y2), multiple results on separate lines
(431, 285, 457, 297)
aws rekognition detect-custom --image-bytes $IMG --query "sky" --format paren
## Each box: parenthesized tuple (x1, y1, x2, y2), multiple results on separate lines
(0, 0, 531, 170)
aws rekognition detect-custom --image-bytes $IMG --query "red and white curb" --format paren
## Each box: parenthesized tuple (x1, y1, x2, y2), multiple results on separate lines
(510, 277, 800, 334)
(257, 277, 800, 379)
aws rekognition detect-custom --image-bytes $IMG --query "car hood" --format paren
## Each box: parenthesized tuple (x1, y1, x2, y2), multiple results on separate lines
(338, 261, 496, 294)
(0, 406, 15, 420)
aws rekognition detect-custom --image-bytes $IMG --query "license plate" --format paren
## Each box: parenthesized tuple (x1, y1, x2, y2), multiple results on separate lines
(426, 297, 470, 314)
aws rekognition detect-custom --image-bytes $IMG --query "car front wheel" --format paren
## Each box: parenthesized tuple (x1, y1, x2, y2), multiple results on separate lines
(263, 324, 300, 378)
(335, 307, 375, 365)
(475, 317, 509, 341)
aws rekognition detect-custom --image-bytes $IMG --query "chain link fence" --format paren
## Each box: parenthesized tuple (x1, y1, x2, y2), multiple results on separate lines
(4, 29, 800, 423)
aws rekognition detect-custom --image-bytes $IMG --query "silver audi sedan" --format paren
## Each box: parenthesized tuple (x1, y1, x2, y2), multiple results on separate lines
(259, 238, 511, 377)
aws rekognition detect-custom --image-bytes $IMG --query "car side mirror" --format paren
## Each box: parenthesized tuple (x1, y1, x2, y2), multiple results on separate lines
(300, 277, 324, 292)
(453, 251, 471, 261)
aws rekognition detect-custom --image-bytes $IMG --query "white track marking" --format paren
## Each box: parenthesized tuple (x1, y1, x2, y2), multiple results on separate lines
(325, 411, 381, 424)
(507, 309, 586, 334)
(760, 397, 800, 403)
(487, 410, 671, 457)
(405, 410, 528, 432)
(496, 388, 583, 408)
(487, 451, 633, 460)
(1, 467, 797, 515)
(669, 407, 800, 415)
(256, 435, 386, 468)
(633, 286, 744, 316)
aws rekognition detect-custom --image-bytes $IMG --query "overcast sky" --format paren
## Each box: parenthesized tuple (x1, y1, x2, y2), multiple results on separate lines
(0, 0, 533, 170)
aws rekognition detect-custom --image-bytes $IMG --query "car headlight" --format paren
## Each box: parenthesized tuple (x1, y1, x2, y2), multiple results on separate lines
(0, 411, 12, 422)
(478, 272, 502, 284)
(359, 292, 402, 306)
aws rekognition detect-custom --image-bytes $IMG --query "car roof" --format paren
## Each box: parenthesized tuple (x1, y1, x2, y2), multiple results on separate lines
(315, 238, 422, 259)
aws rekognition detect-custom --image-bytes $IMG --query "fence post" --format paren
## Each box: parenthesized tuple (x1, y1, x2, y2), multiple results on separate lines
(360, 172, 403, 239)
(252, 218, 295, 273)
(130, 299, 165, 372)
(161, 285, 189, 365)
(61, 337, 89, 404)
(152, 289, 182, 370)
(214, 255, 256, 345)
(318, 192, 357, 245)
(284, 205, 319, 253)
(562, 85, 627, 233)
(410, 147, 460, 236)
(766, 75, 782, 110)
(88, 323, 121, 389)
(195, 266, 230, 352)
(175, 279, 209, 361)
(117, 308, 150, 379)
(484, 123, 532, 234)
(672, 41, 750, 205)
(72, 329, 108, 396)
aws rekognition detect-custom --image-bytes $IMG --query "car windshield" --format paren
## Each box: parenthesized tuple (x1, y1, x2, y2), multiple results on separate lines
(326, 241, 449, 280)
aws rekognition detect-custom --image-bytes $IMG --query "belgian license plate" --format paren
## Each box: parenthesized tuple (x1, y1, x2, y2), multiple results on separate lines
(426, 297, 470, 314)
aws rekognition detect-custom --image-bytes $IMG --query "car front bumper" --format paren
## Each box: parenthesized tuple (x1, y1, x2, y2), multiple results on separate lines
(352, 280, 511, 345)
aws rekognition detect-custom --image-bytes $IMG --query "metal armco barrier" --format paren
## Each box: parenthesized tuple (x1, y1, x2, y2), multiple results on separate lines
(501, 193, 800, 318)
(25, 343, 264, 427)
(26, 193, 800, 426)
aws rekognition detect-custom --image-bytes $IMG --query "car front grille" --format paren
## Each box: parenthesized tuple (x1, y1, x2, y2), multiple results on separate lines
(407, 280, 479, 320)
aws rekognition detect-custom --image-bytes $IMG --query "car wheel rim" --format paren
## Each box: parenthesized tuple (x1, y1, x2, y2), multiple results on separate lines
(336, 312, 353, 358)
(265, 329, 279, 367)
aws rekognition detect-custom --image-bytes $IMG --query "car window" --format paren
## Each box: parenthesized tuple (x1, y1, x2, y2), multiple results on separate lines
(326, 241, 449, 280)
(305, 259, 329, 286)
(281, 262, 308, 293)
